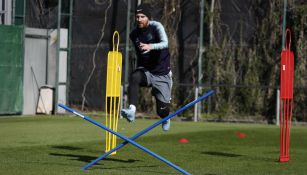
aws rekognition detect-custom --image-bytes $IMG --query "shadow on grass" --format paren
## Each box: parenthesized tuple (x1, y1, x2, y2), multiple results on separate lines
(49, 153, 140, 164)
(92, 164, 179, 175)
(202, 151, 242, 157)
(91, 165, 178, 175)
(51, 145, 83, 150)
(203, 151, 277, 163)
(49, 153, 171, 174)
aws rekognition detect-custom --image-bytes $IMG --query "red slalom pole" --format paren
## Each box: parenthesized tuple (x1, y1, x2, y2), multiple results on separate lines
(279, 28, 294, 162)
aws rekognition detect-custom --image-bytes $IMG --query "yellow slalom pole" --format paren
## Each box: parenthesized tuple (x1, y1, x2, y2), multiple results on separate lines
(105, 31, 122, 155)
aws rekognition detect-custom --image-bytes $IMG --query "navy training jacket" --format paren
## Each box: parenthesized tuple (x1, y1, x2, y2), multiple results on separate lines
(130, 21, 171, 75)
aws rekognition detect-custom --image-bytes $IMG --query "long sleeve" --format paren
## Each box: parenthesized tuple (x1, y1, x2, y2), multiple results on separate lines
(149, 21, 169, 50)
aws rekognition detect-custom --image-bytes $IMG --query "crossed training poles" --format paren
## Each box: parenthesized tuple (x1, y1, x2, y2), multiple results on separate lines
(58, 90, 214, 175)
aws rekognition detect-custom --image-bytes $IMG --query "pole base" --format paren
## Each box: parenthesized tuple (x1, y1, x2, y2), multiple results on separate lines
(279, 156, 289, 162)
(105, 150, 117, 155)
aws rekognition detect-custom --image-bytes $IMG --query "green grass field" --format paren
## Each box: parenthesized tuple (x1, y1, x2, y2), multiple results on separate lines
(0, 115, 306, 175)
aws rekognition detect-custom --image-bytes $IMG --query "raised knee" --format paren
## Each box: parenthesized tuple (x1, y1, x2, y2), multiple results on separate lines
(130, 71, 145, 84)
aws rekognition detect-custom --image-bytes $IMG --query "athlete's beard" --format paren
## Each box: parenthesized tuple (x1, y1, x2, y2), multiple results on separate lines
(137, 20, 149, 29)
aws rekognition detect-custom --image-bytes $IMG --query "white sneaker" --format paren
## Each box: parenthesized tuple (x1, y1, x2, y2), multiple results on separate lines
(121, 105, 136, 122)
(162, 119, 171, 131)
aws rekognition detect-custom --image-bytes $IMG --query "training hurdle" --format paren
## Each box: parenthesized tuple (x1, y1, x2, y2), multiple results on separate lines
(59, 90, 214, 175)
(105, 31, 122, 155)
(279, 29, 294, 162)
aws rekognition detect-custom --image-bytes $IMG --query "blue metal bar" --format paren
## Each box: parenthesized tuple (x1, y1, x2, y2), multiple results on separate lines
(59, 104, 192, 175)
(83, 90, 214, 170)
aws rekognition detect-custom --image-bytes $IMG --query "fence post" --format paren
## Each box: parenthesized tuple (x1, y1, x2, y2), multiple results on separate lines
(120, 85, 124, 119)
(276, 89, 280, 126)
(194, 87, 199, 122)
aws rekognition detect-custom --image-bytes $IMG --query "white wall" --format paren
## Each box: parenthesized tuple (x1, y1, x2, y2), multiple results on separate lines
(0, 0, 12, 25)
(23, 28, 67, 115)
(23, 28, 48, 115)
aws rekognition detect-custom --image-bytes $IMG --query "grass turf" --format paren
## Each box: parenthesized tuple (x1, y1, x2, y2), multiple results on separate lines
(0, 115, 306, 175)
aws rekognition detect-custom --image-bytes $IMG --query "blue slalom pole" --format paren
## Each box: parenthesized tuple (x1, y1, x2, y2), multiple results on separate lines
(59, 104, 192, 175)
(83, 90, 214, 171)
